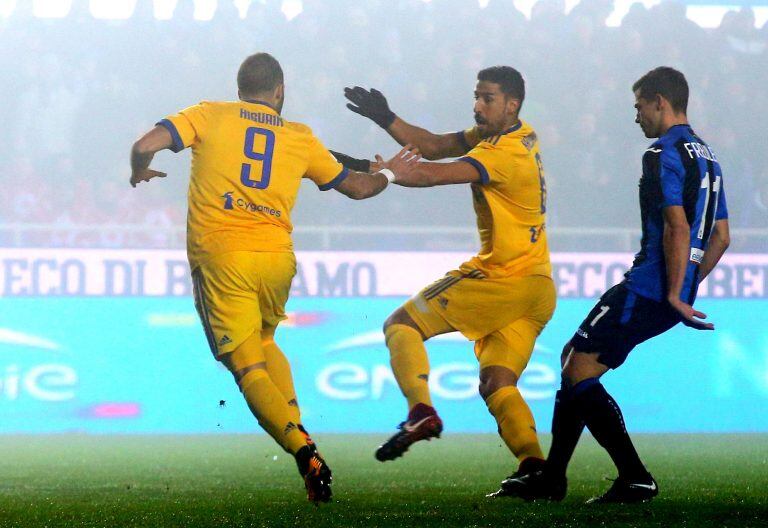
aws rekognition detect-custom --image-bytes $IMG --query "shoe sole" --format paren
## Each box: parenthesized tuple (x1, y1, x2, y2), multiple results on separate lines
(496, 475, 567, 502)
(586, 494, 657, 505)
(585, 485, 658, 505)
(488, 489, 566, 502)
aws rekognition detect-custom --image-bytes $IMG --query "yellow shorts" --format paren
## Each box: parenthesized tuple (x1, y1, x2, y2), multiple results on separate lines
(403, 270, 556, 376)
(191, 251, 296, 358)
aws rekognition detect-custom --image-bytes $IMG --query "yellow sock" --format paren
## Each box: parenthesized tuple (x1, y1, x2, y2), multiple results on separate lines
(239, 368, 307, 454)
(385, 324, 432, 410)
(486, 386, 544, 462)
(263, 338, 301, 424)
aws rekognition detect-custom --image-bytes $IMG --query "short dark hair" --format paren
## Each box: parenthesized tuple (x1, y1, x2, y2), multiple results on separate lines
(632, 67, 689, 113)
(477, 66, 525, 108)
(237, 53, 284, 96)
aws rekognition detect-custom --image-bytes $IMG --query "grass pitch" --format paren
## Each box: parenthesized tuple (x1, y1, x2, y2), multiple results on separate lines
(0, 434, 765, 527)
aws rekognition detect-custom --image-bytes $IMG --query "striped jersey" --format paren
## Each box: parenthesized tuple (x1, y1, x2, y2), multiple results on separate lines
(625, 124, 728, 302)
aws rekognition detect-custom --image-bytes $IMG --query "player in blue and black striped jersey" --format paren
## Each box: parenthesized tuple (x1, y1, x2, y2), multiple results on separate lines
(491, 67, 731, 504)
(626, 105, 728, 307)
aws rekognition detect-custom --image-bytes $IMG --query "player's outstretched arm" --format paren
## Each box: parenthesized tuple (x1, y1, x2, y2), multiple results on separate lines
(698, 219, 730, 281)
(344, 86, 474, 160)
(663, 205, 714, 330)
(330, 150, 390, 174)
(380, 146, 481, 188)
(333, 169, 390, 200)
(130, 125, 173, 187)
(329, 150, 371, 173)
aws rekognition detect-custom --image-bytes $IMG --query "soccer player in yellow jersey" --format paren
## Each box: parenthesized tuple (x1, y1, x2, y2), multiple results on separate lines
(343, 66, 556, 488)
(129, 53, 405, 503)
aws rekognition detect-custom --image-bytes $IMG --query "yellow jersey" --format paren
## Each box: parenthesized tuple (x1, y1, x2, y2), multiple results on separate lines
(457, 121, 551, 278)
(159, 100, 348, 270)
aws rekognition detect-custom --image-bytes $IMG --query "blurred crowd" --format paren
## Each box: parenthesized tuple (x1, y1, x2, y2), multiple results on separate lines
(1, 0, 766, 250)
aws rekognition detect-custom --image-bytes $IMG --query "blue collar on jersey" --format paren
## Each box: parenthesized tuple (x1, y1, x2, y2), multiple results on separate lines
(241, 99, 280, 114)
(665, 123, 693, 135)
(501, 121, 522, 135)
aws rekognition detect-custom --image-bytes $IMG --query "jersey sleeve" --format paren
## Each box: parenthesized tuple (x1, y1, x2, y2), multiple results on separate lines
(305, 134, 349, 191)
(457, 144, 498, 185)
(454, 126, 481, 152)
(715, 179, 728, 220)
(658, 151, 685, 208)
(157, 102, 210, 153)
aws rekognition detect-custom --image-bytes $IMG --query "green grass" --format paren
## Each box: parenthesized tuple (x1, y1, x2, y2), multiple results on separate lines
(0, 434, 766, 527)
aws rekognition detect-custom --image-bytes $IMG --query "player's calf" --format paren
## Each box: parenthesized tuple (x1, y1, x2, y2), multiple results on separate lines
(480, 367, 545, 466)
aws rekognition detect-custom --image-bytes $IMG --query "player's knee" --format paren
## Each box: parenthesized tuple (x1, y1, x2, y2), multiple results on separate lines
(383, 308, 423, 338)
(383, 308, 406, 331)
(261, 326, 276, 347)
(478, 366, 518, 400)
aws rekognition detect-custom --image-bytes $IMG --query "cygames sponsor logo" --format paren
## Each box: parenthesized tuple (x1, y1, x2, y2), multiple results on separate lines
(221, 191, 282, 217)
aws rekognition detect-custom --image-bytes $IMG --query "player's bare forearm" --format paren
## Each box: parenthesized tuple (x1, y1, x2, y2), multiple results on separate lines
(384, 147, 481, 187)
(698, 220, 730, 281)
(394, 161, 480, 188)
(662, 206, 690, 302)
(391, 161, 443, 187)
(388, 118, 469, 160)
(129, 126, 173, 187)
(130, 146, 167, 188)
(130, 147, 154, 173)
(334, 171, 389, 200)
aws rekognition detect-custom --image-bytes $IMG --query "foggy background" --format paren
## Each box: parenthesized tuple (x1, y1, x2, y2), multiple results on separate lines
(0, 1, 766, 439)
(1, 0, 766, 255)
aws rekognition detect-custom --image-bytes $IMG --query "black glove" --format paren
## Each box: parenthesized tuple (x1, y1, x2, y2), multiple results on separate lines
(344, 86, 396, 129)
(329, 150, 371, 173)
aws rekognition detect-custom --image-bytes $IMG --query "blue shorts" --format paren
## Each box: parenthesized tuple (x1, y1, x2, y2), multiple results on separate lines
(570, 282, 680, 369)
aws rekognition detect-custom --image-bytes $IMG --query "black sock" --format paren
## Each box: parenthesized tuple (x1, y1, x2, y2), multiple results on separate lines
(573, 379, 649, 481)
(545, 388, 585, 479)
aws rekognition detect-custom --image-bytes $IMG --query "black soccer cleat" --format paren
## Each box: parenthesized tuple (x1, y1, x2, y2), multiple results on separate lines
(586, 475, 658, 504)
(295, 445, 333, 504)
(375, 403, 443, 462)
(487, 461, 567, 501)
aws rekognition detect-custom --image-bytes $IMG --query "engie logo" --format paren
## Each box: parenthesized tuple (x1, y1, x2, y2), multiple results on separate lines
(315, 331, 557, 401)
(0, 328, 77, 402)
